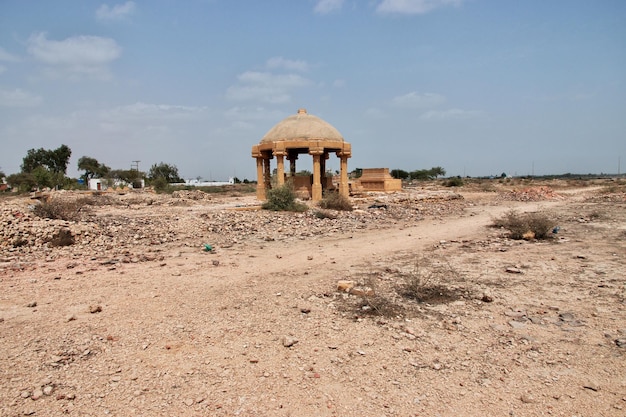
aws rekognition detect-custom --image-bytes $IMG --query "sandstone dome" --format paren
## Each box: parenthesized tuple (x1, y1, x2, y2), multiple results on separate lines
(260, 108, 344, 144)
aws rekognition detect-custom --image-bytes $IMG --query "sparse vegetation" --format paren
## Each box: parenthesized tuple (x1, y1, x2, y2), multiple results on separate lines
(399, 257, 460, 303)
(443, 177, 464, 187)
(262, 183, 308, 212)
(318, 191, 353, 211)
(32, 198, 92, 221)
(493, 209, 557, 240)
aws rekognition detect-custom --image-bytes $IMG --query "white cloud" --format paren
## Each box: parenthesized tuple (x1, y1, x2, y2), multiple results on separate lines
(377, 0, 464, 14)
(365, 107, 386, 118)
(333, 79, 346, 88)
(27, 32, 121, 79)
(102, 102, 209, 123)
(0, 47, 20, 62)
(226, 71, 312, 104)
(266, 57, 309, 72)
(96, 1, 136, 21)
(419, 108, 483, 121)
(391, 91, 446, 108)
(0, 88, 43, 107)
(314, 0, 344, 14)
(0, 65, 6, 75)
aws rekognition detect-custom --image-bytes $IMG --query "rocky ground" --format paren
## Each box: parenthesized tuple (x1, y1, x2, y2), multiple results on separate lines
(0, 179, 625, 417)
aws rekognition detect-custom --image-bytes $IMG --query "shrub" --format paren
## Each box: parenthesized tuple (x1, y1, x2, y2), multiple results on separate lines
(399, 257, 459, 303)
(493, 209, 556, 240)
(33, 198, 89, 221)
(262, 183, 308, 212)
(443, 177, 464, 187)
(318, 191, 353, 211)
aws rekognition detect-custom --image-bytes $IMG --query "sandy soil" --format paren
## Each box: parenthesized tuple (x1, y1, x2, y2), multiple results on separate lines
(1, 181, 625, 417)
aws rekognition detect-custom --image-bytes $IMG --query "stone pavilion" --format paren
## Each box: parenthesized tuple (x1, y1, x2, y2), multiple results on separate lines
(251, 109, 352, 202)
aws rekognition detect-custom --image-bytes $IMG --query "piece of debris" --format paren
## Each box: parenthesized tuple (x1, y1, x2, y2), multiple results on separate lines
(89, 305, 102, 314)
(282, 336, 298, 348)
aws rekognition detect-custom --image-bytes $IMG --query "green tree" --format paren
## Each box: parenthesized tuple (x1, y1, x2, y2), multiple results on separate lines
(148, 162, 183, 183)
(107, 169, 145, 185)
(429, 166, 446, 178)
(409, 169, 430, 180)
(391, 169, 409, 180)
(6, 172, 37, 192)
(21, 144, 72, 174)
(77, 156, 110, 183)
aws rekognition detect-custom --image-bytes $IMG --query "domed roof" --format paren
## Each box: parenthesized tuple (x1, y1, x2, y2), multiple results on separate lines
(260, 108, 344, 144)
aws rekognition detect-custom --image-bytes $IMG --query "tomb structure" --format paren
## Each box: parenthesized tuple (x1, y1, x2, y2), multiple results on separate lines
(251, 109, 351, 202)
(351, 168, 402, 193)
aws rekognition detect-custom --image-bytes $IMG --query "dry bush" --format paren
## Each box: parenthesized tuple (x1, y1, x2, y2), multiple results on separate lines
(356, 275, 404, 318)
(493, 209, 556, 240)
(399, 257, 461, 303)
(318, 191, 353, 211)
(33, 198, 90, 221)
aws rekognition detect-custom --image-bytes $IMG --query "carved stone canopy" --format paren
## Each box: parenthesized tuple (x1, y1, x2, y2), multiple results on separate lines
(251, 109, 352, 201)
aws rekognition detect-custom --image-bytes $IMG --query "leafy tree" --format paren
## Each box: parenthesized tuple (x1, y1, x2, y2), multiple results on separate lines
(148, 162, 183, 183)
(350, 168, 363, 178)
(0, 169, 5, 179)
(296, 170, 312, 176)
(107, 169, 145, 185)
(391, 169, 409, 180)
(21, 144, 72, 174)
(6, 172, 37, 192)
(430, 166, 446, 178)
(77, 156, 110, 183)
(409, 169, 431, 180)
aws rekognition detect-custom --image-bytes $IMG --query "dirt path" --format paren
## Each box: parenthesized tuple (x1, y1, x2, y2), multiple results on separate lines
(1, 188, 625, 417)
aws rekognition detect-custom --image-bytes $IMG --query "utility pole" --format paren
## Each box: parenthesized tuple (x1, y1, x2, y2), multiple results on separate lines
(619, 156, 621, 176)
(131, 160, 140, 172)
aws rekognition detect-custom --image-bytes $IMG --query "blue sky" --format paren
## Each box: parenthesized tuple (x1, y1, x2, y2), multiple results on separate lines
(1, 0, 625, 180)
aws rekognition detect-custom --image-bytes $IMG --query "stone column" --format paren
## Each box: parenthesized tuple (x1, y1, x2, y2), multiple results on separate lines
(320, 152, 328, 192)
(288, 154, 297, 177)
(256, 157, 265, 200)
(311, 151, 323, 201)
(275, 151, 285, 186)
(339, 155, 349, 197)
(263, 157, 272, 191)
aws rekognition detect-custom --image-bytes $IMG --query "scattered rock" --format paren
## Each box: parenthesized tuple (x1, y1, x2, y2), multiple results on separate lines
(337, 280, 356, 292)
(89, 305, 102, 314)
(520, 393, 536, 403)
(348, 287, 375, 297)
(481, 292, 494, 302)
(583, 381, 600, 391)
(508, 320, 526, 329)
(31, 389, 43, 400)
(26, 301, 37, 308)
(505, 267, 522, 274)
(282, 336, 298, 348)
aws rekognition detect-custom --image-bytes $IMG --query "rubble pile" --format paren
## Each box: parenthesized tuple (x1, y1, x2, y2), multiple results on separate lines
(171, 189, 212, 200)
(0, 190, 465, 264)
(499, 186, 564, 202)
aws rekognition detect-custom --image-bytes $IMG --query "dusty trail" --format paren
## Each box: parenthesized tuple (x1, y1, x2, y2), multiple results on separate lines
(2, 186, 624, 417)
